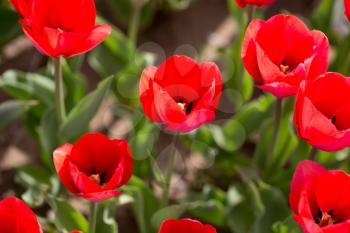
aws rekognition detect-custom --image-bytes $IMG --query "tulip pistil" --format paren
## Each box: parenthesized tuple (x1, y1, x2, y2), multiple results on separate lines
(279, 64, 290, 74)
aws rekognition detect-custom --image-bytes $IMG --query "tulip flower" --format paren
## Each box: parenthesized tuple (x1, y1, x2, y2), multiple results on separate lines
(235, 0, 276, 8)
(0, 197, 42, 233)
(158, 219, 216, 233)
(290, 160, 350, 232)
(294, 72, 350, 152)
(139, 55, 222, 133)
(9, 0, 111, 59)
(242, 14, 329, 98)
(345, 0, 350, 22)
(53, 133, 133, 202)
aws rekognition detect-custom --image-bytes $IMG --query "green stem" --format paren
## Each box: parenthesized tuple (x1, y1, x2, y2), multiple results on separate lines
(309, 147, 318, 161)
(128, 1, 142, 50)
(271, 98, 282, 156)
(88, 202, 98, 233)
(161, 135, 178, 207)
(54, 56, 66, 124)
(247, 5, 256, 26)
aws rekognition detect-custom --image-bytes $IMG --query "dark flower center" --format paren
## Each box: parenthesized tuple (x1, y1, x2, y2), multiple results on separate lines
(314, 209, 342, 227)
(331, 115, 336, 125)
(177, 98, 194, 115)
(89, 168, 107, 187)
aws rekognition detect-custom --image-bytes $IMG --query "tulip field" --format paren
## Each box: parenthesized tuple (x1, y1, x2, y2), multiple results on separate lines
(1, 0, 350, 232)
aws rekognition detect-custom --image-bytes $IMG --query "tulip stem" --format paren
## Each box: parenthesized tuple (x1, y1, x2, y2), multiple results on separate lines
(128, 1, 142, 49)
(54, 56, 66, 124)
(247, 5, 256, 25)
(161, 134, 178, 207)
(88, 202, 98, 233)
(310, 147, 318, 161)
(271, 98, 282, 156)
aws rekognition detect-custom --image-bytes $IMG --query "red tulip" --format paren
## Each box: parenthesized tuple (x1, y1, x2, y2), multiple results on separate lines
(139, 55, 222, 133)
(290, 160, 350, 232)
(235, 0, 276, 8)
(345, 0, 350, 22)
(9, 0, 111, 59)
(294, 72, 350, 152)
(242, 14, 329, 98)
(158, 219, 216, 233)
(0, 197, 42, 233)
(53, 133, 133, 202)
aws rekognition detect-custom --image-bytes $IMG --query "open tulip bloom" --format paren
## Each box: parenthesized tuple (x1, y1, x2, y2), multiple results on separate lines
(242, 14, 329, 98)
(294, 72, 350, 152)
(290, 160, 350, 232)
(9, 0, 111, 58)
(158, 219, 217, 233)
(139, 55, 222, 133)
(235, 0, 276, 8)
(53, 133, 133, 202)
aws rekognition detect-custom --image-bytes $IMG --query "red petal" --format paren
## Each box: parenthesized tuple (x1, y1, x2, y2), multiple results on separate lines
(255, 42, 284, 83)
(103, 140, 133, 190)
(284, 15, 314, 69)
(315, 171, 350, 219)
(158, 219, 216, 233)
(9, 0, 32, 18)
(0, 197, 42, 233)
(323, 220, 350, 233)
(307, 30, 329, 80)
(153, 83, 186, 126)
(256, 14, 287, 66)
(70, 133, 121, 176)
(53, 144, 79, 193)
(294, 216, 323, 233)
(139, 66, 161, 122)
(68, 160, 103, 194)
(66, 24, 112, 58)
(166, 109, 215, 133)
(289, 160, 326, 213)
(305, 73, 350, 119)
(199, 62, 222, 110)
(242, 19, 265, 82)
(258, 82, 297, 98)
(154, 55, 202, 101)
(79, 190, 121, 202)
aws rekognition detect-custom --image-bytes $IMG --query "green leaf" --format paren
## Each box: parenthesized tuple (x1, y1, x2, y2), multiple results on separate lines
(234, 95, 275, 137)
(47, 197, 88, 233)
(38, 108, 59, 168)
(96, 200, 118, 233)
(151, 204, 188, 229)
(0, 100, 36, 130)
(123, 176, 160, 233)
(60, 76, 113, 139)
(0, 7, 21, 48)
(0, 70, 55, 105)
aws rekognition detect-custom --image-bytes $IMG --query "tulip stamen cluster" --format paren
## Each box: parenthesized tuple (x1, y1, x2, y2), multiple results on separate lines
(176, 98, 194, 115)
(89, 169, 107, 187)
(314, 209, 342, 227)
(279, 63, 290, 74)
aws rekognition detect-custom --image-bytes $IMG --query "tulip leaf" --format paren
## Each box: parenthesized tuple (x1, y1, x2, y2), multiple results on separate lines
(47, 196, 88, 233)
(123, 176, 160, 233)
(38, 108, 59, 168)
(95, 200, 118, 233)
(0, 70, 55, 105)
(0, 100, 36, 131)
(0, 7, 21, 48)
(60, 76, 113, 140)
(151, 204, 189, 229)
